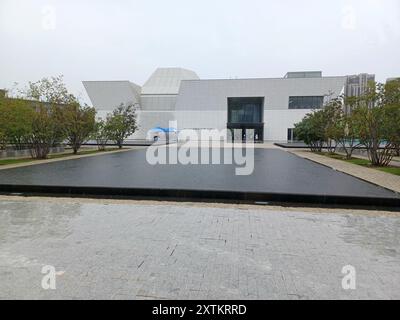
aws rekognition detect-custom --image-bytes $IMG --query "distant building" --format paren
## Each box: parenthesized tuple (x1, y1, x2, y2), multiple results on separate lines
(345, 73, 375, 97)
(343, 73, 376, 113)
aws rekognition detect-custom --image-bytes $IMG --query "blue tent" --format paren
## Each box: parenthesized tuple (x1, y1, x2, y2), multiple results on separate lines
(149, 127, 177, 133)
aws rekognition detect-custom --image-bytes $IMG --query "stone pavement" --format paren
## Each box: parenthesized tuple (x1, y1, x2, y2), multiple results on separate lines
(0, 196, 399, 300)
(288, 149, 400, 194)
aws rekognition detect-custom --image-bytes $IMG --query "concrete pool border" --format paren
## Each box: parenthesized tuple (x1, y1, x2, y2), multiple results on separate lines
(0, 184, 399, 209)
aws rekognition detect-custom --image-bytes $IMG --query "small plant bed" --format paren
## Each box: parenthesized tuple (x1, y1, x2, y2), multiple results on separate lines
(316, 152, 400, 176)
(0, 147, 122, 166)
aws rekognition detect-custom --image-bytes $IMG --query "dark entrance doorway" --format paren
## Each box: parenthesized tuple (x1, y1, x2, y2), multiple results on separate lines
(287, 128, 299, 142)
(228, 124, 264, 143)
(227, 97, 264, 143)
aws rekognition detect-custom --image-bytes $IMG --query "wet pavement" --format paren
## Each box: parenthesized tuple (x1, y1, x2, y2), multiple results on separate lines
(0, 148, 398, 202)
(0, 197, 399, 299)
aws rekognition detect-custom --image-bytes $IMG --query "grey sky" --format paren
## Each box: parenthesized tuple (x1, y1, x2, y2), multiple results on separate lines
(0, 0, 399, 103)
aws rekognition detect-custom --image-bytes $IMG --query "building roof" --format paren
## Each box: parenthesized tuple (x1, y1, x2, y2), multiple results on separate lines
(284, 71, 322, 78)
(82, 81, 141, 110)
(141, 68, 199, 95)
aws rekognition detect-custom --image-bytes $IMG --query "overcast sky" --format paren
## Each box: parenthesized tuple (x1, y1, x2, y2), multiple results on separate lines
(0, 0, 399, 103)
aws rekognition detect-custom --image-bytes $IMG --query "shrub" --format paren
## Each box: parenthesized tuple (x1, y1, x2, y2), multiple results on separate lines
(92, 120, 111, 151)
(106, 103, 138, 148)
(56, 102, 96, 154)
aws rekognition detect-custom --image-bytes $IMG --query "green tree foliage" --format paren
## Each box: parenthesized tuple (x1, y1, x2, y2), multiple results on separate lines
(26, 75, 76, 105)
(56, 103, 96, 154)
(351, 82, 398, 166)
(106, 103, 138, 148)
(22, 76, 79, 158)
(294, 81, 400, 166)
(294, 111, 325, 152)
(92, 119, 111, 151)
(384, 104, 400, 157)
(328, 97, 360, 159)
(27, 104, 61, 159)
(1, 76, 99, 158)
(294, 102, 340, 152)
(384, 79, 400, 156)
(0, 97, 34, 150)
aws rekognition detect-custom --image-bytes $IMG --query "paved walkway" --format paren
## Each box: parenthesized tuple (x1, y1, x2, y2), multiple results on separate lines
(0, 196, 399, 300)
(289, 150, 400, 194)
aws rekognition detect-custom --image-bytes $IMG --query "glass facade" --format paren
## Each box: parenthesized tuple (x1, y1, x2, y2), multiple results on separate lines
(227, 97, 264, 142)
(288, 96, 324, 109)
(228, 97, 264, 124)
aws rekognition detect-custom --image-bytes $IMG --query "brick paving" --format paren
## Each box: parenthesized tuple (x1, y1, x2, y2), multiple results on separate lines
(0, 196, 399, 300)
(288, 149, 400, 194)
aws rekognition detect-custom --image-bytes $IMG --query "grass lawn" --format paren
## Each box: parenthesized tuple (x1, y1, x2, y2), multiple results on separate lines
(317, 152, 400, 176)
(0, 147, 121, 166)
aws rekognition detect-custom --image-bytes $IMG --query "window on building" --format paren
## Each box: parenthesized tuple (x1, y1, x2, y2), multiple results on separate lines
(288, 96, 324, 109)
(227, 97, 264, 124)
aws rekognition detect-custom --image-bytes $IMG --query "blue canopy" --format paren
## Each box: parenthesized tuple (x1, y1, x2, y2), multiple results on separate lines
(149, 127, 177, 133)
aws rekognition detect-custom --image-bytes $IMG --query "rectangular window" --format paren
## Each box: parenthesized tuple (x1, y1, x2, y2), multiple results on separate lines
(228, 97, 264, 124)
(288, 96, 324, 109)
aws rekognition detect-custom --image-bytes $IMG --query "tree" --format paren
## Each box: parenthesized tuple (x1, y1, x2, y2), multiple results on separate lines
(322, 101, 341, 153)
(384, 104, 400, 157)
(22, 76, 76, 158)
(384, 79, 400, 156)
(0, 98, 34, 150)
(0, 96, 9, 150)
(0, 128, 6, 150)
(26, 75, 76, 105)
(106, 103, 138, 148)
(56, 102, 96, 154)
(294, 110, 326, 152)
(27, 104, 60, 159)
(294, 102, 340, 152)
(328, 97, 361, 159)
(92, 120, 111, 151)
(351, 82, 396, 166)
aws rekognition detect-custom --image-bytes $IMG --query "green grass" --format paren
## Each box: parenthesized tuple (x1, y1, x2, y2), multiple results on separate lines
(378, 167, 400, 176)
(346, 158, 371, 166)
(317, 152, 400, 176)
(0, 147, 121, 166)
(0, 158, 34, 166)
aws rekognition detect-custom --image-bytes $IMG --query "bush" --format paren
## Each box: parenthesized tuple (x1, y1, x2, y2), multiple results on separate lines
(351, 83, 399, 166)
(106, 103, 138, 148)
(55, 102, 96, 154)
(0, 131, 6, 150)
(294, 103, 339, 152)
(26, 104, 61, 159)
(92, 120, 111, 151)
(294, 81, 400, 167)
(0, 97, 34, 150)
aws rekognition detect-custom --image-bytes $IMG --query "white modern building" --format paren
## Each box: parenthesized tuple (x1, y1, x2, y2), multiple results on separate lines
(83, 68, 355, 142)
